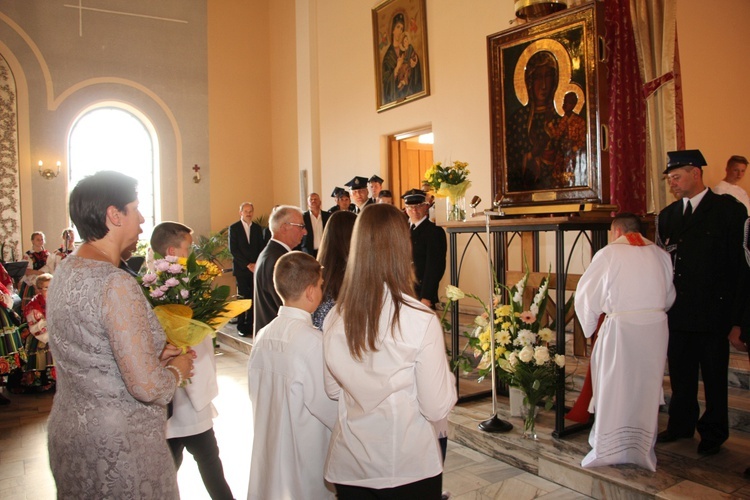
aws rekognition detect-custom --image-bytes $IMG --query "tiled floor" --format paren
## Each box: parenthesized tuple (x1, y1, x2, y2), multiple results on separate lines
(0, 345, 589, 500)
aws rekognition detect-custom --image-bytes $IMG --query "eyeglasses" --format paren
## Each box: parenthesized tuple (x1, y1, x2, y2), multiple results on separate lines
(285, 222, 305, 228)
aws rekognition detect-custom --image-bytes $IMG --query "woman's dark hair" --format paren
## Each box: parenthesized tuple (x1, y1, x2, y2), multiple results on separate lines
(391, 12, 405, 35)
(317, 211, 357, 301)
(69, 171, 138, 242)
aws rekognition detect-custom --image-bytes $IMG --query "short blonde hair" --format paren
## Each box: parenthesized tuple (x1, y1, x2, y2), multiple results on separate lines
(35, 273, 53, 287)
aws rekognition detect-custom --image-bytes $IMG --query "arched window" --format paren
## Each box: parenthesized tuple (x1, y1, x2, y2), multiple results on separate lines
(68, 105, 160, 238)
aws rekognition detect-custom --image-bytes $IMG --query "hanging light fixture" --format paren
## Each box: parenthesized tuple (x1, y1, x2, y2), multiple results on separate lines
(514, 0, 567, 21)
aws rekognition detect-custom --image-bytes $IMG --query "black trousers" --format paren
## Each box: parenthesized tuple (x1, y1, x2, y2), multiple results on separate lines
(666, 329, 730, 446)
(235, 274, 254, 334)
(335, 474, 442, 500)
(168, 428, 233, 500)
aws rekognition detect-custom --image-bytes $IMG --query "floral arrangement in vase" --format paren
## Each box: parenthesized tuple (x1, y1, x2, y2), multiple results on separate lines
(445, 268, 565, 438)
(139, 253, 251, 353)
(423, 160, 471, 221)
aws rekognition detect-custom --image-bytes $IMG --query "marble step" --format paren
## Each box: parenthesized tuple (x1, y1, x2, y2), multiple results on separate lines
(562, 352, 750, 433)
(449, 397, 750, 499)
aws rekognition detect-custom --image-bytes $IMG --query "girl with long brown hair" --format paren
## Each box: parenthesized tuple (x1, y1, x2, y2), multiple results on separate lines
(323, 203, 456, 499)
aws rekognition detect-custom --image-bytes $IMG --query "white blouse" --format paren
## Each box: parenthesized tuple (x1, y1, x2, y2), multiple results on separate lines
(323, 289, 457, 488)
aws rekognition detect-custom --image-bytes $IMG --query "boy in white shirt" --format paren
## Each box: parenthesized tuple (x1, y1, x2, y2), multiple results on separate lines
(151, 222, 233, 500)
(247, 251, 337, 499)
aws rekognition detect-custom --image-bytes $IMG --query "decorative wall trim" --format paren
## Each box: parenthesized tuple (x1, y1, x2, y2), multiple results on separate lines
(0, 54, 22, 261)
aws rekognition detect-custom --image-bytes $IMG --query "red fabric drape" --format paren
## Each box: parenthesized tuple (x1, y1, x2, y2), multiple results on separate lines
(605, 0, 647, 214)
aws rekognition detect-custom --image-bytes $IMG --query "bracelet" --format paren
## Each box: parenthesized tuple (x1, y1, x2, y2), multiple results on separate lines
(165, 364, 183, 387)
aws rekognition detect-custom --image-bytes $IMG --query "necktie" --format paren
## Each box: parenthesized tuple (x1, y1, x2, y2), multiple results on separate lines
(681, 200, 693, 232)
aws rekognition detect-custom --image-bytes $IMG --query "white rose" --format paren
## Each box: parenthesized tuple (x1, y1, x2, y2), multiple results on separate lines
(555, 354, 566, 368)
(508, 351, 519, 367)
(518, 345, 534, 363)
(534, 346, 550, 365)
(474, 315, 488, 327)
(445, 285, 465, 301)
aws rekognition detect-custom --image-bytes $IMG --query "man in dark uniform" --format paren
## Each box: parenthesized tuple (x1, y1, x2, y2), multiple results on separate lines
(656, 149, 748, 456)
(328, 187, 354, 213)
(367, 174, 384, 204)
(229, 202, 266, 336)
(403, 189, 447, 308)
(345, 176, 374, 214)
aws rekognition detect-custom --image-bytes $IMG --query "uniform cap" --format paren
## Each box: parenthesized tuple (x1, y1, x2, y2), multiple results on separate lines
(402, 188, 427, 205)
(664, 149, 707, 174)
(345, 176, 369, 191)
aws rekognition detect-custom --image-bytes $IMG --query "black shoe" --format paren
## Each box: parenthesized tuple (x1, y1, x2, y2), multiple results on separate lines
(697, 441, 721, 456)
(237, 330, 252, 337)
(744, 467, 750, 478)
(657, 430, 693, 443)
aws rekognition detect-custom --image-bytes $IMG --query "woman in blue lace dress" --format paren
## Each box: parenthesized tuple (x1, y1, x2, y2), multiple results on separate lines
(47, 171, 194, 499)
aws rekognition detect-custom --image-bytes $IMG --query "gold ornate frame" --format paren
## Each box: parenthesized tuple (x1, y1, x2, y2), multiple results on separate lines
(372, 0, 430, 112)
(488, 3, 609, 207)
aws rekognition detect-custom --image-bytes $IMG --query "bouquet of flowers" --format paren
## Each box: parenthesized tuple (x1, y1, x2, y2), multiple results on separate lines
(424, 160, 471, 221)
(424, 160, 471, 198)
(446, 268, 565, 436)
(139, 253, 251, 351)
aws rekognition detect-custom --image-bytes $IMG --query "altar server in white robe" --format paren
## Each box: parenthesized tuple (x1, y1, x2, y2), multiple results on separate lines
(575, 213, 676, 471)
(247, 251, 337, 500)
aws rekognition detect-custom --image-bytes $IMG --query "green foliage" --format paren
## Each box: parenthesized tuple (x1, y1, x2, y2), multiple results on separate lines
(193, 229, 231, 268)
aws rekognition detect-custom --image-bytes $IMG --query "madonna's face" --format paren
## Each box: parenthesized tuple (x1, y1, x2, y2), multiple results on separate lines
(531, 65, 556, 104)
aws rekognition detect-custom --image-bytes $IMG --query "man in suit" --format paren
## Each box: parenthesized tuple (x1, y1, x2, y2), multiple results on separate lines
(345, 176, 374, 214)
(300, 193, 330, 258)
(253, 205, 307, 335)
(403, 189, 446, 308)
(229, 202, 266, 336)
(656, 149, 748, 456)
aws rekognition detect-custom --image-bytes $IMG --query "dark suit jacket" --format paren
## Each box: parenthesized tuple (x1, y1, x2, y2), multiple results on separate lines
(657, 189, 748, 333)
(411, 219, 447, 305)
(228, 220, 265, 279)
(300, 210, 331, 255)
(253, 240, 288, 334)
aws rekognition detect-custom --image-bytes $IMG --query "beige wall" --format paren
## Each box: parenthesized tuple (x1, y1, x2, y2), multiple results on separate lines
(208, 0, 273, 229)
(678, 0, 750, 191)
(0, 1, 210, 248)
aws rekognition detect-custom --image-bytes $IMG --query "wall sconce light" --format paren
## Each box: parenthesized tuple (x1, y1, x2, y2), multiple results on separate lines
(38, 160, 61, 180)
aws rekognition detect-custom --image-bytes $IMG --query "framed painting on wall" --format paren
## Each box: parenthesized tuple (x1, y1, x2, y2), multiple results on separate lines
(488, 3, 609, 207)
(372, 0, 430, 112)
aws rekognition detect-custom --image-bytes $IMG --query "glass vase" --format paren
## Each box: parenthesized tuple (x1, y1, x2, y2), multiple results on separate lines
(446, 194, 466, 221)
(521, 398, 538, 440)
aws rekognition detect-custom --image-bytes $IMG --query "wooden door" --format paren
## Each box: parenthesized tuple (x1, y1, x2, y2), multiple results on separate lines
(389, 137, 433, 209)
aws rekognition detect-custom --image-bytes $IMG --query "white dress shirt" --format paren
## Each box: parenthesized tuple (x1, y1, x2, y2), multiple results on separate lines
(247, 306, 337, 500)
(322, 289, 457, 488)
(166, 335, 219, 439)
